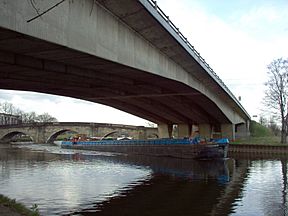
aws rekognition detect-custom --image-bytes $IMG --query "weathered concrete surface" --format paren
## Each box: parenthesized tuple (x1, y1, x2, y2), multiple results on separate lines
(157, 123, 173, 138)
(0, 122, 157, 143)
(221, 124, 235, 141)
(177, 124, 191, 138)
(199, 124, 212, 138)
(0, 0, 250, 138)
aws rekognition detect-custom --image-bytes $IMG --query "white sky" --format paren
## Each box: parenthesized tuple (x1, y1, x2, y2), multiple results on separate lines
(1, 0, 288, 125)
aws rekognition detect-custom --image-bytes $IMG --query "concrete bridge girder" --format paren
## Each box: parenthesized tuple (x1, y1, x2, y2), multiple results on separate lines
(0, 1, 250, 132)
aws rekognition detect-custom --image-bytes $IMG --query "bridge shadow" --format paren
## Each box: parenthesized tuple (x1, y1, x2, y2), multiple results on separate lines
(0, 131, 33, 143)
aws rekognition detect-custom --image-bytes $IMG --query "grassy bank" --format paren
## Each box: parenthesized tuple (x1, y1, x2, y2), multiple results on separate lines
(231, 136, 285, 146)
(232, 121, 286, 146)
(0, 194, 39, 216)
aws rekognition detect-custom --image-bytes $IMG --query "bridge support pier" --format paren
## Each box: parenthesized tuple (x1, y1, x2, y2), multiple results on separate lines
(221, 124, 235, 141)
(157, 124, 173, 138)
(199, 124, 212, 138)
(177, 124, 191, 138)
(35, 126, 46, 144)
(235, 121, 250, 139)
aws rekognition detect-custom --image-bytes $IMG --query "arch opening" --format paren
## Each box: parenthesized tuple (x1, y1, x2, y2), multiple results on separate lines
(0, 131, 33, 144)
(147, 133, 158, 139)
(101, 131, 133, 140)
(47, 130, 78, 144)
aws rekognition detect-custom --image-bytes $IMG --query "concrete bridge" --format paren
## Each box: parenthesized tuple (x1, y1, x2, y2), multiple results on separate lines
(0, 122, 158, 143)
(0, 0, 250, 140)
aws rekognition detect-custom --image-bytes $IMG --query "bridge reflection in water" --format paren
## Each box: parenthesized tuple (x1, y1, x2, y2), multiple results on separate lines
(0, 144, 250, 215)
(65, 153, 248, 216)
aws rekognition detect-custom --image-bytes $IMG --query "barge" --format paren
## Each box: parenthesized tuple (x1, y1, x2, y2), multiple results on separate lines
(60, 138, 229, 159)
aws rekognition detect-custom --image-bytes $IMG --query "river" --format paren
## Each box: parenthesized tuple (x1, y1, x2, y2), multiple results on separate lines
(0, 143, 287, 216)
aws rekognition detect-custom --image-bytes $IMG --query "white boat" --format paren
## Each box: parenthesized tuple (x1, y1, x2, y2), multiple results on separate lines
(53, 140, 63, 146)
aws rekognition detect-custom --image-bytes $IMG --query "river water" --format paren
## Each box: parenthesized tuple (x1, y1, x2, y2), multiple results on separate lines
(0, 143, 287, 216)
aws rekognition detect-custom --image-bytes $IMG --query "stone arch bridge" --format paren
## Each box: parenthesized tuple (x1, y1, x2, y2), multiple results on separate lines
(0, 122, 158, 144)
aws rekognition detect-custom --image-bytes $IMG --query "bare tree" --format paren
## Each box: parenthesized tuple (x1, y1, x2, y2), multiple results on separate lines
(37, 112, 57, 122)
(146, 121, 156, 128)
(263, 58, 288, 143)
(268, 116, 280, 136)
(22, 111, 37, 123)
(259, 115, 268, 126)
(0, 102, 15, 114)
(0, 101, 58, 123)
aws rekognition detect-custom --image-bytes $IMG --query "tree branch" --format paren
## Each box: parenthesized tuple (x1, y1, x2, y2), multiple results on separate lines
(27, 0, 66, 23)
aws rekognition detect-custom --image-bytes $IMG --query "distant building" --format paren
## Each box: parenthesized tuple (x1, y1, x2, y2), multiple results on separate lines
(0, 113, 22, 125)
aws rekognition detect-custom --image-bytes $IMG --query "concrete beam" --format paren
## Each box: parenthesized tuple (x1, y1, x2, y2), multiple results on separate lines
(221, 124, 235, 141)
(0, 0, 250, 126)
(235, 121, 250, 139)
(157, 124, 173, 138)
(177, 124, 191, 138)
(199, 124, 212, 139)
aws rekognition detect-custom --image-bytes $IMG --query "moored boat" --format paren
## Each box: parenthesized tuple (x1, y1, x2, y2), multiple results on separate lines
(60, 137, 229, 159)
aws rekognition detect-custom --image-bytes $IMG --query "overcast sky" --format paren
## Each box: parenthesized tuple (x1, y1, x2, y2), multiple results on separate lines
(1, 0, 288, 125)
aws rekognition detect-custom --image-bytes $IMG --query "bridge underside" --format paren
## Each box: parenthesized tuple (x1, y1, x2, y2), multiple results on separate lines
(0, 27, 230, 126)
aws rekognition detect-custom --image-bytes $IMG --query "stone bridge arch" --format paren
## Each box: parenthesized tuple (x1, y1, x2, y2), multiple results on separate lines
(43, 125, 94, 144)
(0, 129, 35, 143)
(0, 123, 158, 144)
(46, 129, 78, 144)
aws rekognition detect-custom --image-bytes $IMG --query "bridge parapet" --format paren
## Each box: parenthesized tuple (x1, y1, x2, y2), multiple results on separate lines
(142, 0, 235, 98)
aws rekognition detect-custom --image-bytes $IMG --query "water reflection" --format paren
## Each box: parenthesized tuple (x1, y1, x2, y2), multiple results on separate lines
(0, 144, 152, 215)
(282, 160, 288, 216)
(69, 155, 237, 215)
(110, 155, 234, 184)
(0, 144, 287, 215)
(230, 160, 288, 216)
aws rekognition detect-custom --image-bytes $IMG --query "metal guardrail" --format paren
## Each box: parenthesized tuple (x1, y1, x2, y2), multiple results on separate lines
(144, 0, 249, 116)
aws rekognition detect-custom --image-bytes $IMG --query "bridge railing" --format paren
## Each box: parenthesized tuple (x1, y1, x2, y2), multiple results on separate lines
(0, 122, 155, 130)
(144, 0, 249, 117)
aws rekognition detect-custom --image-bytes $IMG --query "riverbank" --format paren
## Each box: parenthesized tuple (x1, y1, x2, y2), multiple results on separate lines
(232, 135, 281, 145)
(229, 143, 288, 153)
(228, 136, 288, 159)
(0, 194, 39, 216)
(230, 135, 288, 153)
